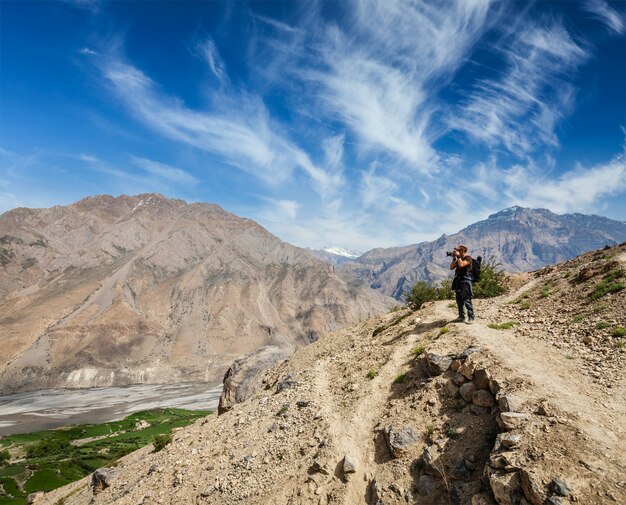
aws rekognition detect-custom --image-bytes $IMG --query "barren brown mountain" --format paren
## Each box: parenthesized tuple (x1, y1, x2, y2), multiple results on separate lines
(0, 194, 392, 393)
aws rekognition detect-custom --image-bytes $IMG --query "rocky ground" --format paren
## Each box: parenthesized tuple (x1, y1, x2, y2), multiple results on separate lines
(35, 244, 626, 505)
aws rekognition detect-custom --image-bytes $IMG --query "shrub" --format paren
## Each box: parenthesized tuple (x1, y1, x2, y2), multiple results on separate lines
(519, 301, 531, 310)
(152, 434, 172, 452)
(412, 345, 426, 357)
(366, 369, 378, 379)
(591, 281, 625, 300)
(439, 326, 449, 336)
(394, 374, 407, 384)
(26, 438, 73, 459)
(612, 327, 626, 338)
(0, 449, 10, 464)
(572, 314, 585, 323)
(488, 321, 517, 330)
(595, 322, 610, 330)
(540, 286, 550, 298)
(405, 281, 439, 310)
(473, 259, 508, 298)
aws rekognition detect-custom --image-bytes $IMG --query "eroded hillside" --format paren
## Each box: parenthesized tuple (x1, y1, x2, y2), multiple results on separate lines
(38, 244, 626, 505)
(0, 194, 392, 393)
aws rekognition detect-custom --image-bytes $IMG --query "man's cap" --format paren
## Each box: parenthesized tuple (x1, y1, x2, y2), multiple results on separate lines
(454, 244, 468, 253)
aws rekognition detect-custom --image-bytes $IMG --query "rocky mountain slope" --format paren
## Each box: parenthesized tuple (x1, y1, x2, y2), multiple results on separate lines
(39, 243, 626, 505)
(338, 206, 626, 299)
(0, 194, 392, 393)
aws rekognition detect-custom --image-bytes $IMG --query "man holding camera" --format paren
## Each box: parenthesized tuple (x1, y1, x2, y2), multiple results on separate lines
(449, 244, 475, 324)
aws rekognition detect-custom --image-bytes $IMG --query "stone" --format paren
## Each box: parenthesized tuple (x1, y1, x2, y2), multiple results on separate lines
(452, 371, 468, 386)
(472, 390, 494, 407)
(474, 368, 491, 390)
(276, 375, 298, 393)
(489, 378, 503, 395)
(550, 478, 570, 497)
(386, 426, 420, 458)
(489, 469, 521, 505)
(458, 360, 475, 380)
(297, 400, 311, 408)
(500, 412, 529, 430)
(419, 446, 442, 477)
(308, 462, 331, 475)
(460, 346, 481, 359)
(426, 353, 453, 375)
(444, 379, 460, 398)
(520, 469, 548, 505)
(451, 359, 463, 371)
(91, 468, 116, 495)
(450, 459, 471, 480)
(500, 433, 522, 448)
(417, 475, 441, 496)
(343, 454, 358, 474)
(459, 382, 476, 402)
(200, 486, 216, 497)
(218, 346, 292, 414)
(26, 493, 45, 504)
(497, 393, 523, 413)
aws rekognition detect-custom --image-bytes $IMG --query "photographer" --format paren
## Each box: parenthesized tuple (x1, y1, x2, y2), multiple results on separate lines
(449, 245, 475, 324)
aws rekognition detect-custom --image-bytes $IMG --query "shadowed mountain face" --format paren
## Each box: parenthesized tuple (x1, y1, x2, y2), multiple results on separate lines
(0, 194, 393, 393)
(338, 206, 626, 299)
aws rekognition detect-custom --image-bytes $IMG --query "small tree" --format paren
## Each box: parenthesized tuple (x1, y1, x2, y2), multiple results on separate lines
(405, 281, 438, 310)
(0, 449, 10, 464)
(473, 259, 508, 298)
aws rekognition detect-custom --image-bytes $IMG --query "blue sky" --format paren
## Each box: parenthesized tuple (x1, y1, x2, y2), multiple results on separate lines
(1, 0, 625, 251)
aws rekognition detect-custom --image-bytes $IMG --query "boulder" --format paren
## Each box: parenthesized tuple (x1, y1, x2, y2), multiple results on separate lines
(91, 468, 116, 495)
(426, 353, 453, 375)
(444, 379, 460, 398)
(497, 393, 523, 413)
(26, 493, 45, 504)
(386, 426, 420, 458)
(472, 390, 494, 407)
(488, 468, 521, 505)
(550, 478, 570, 497)
(459, 382, 477, 402)
(218, 345, 292, 414)
(417, 475, 441, 496)
(473, 368, 491, 390)
(419, 446, 442, 477)
(500, 412, 529, 430)
(520, 469, 548, 505)
(342, 454, 358, 475)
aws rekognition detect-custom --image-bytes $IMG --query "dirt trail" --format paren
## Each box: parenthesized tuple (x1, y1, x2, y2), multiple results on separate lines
(311, 328, 422, 504)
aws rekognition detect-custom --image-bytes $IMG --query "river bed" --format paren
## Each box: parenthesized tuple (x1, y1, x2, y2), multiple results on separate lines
(0, 382, 223, 435)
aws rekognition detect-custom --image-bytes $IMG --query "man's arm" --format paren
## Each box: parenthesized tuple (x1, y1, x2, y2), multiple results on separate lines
(449, 259, 457, 270)
(456, 258, 470, 268)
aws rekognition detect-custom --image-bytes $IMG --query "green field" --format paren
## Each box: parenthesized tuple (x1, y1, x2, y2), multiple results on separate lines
(0, 408, 210, 505)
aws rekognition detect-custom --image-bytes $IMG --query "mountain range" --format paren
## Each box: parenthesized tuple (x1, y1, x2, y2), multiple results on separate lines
(338, 206, 626, 299)
(1, 196, 625, 393)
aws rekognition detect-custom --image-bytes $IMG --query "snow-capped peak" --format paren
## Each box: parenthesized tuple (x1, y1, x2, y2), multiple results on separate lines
(322, 247, 361, 259)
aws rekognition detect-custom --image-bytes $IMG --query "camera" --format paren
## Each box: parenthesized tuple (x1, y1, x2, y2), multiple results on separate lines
(446, 251, 456, 257)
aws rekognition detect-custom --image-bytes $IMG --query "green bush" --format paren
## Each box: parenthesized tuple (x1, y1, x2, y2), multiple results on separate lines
(473, 259, 508, 298)
(393, 374, 407, 384)
(26, 438, 73, 459)
(0, 449, 10, 464)
(595, 322, 610, 330)
(152, 434, 172, 452)
(404, 281, 439, 310)
(612, 327, 626, 338)
(591, 280, 625, 300)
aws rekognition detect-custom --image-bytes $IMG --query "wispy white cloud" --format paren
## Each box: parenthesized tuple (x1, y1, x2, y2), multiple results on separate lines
(502, 154, 626, 213)
(101, 59, 342, 198)
(130, 156, 198, 185)
(583, 0, 625, 35)
(451, 20, 588, 155)
(197, 38, 227, 84)
(79, 47, 98, 56)
(296, 0, 495, 173)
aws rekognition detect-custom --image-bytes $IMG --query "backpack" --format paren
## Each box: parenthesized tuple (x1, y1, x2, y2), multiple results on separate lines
(472, 256, 482, 282)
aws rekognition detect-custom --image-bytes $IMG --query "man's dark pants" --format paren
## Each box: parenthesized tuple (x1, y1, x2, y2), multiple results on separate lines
(455, 279, 475, 320)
